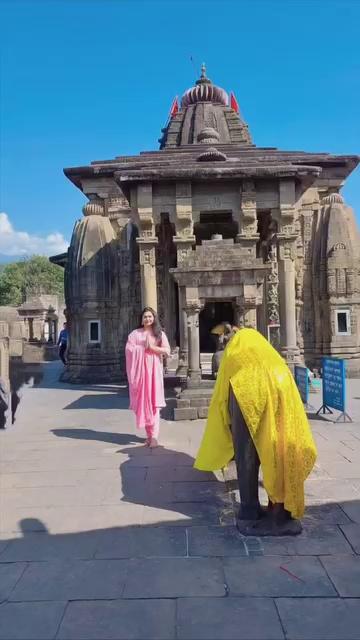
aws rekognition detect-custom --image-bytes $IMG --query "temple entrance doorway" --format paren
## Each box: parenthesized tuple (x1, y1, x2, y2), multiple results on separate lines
(199, 300, 234, 352)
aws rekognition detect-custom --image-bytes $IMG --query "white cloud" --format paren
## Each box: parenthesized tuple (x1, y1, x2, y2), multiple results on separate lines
(0, 213, 69, 257)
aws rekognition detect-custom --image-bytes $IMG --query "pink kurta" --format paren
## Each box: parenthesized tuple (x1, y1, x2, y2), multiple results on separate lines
(125, 329, 170, 429)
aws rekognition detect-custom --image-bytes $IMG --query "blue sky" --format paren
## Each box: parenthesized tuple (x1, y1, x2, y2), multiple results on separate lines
(1, 0, 359, 257)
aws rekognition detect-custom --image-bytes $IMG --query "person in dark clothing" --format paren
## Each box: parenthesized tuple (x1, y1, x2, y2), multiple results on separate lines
(57, 322, 68, 365)
(0, 377, 10, 429)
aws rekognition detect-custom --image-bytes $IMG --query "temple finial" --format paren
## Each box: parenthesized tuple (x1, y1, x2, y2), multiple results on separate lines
(196, 62, 211, 86)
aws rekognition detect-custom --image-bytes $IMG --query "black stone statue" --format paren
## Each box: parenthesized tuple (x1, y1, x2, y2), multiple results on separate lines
(229, 386, 302, 536)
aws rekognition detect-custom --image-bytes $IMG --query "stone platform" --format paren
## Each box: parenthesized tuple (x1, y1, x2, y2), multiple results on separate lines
(174, 382, 214, 420)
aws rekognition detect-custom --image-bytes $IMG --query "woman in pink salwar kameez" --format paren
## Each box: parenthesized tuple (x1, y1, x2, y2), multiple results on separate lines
(125, 307, 170, 448)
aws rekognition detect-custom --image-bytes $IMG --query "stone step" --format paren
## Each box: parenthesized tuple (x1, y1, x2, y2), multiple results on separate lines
(166, 353, 213, 374)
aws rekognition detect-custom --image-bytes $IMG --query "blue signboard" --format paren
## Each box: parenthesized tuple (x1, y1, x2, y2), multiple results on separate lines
(316, 357, 352, 422)
(295, 366, 309, 405)
(322, 357, 345, 412)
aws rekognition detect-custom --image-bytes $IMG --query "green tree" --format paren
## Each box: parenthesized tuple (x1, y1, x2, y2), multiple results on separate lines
(0, 256, 64, 306)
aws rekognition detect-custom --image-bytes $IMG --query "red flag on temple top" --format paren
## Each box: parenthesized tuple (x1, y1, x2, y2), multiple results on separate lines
(230, 92, 239, 114)
(169, 96, 179, 118)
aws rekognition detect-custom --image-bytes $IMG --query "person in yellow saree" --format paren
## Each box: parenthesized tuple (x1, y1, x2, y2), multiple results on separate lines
(194, 328, 317, 535)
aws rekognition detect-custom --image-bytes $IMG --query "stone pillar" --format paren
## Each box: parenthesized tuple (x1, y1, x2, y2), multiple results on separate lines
(234, 299, 245, 327)
(137, 239, 158, 311)
(173, 181, 196, 373)
(278, 242, 300, 366)
(235, 289, 259, 330)
(177, 286, 188, 377)
(277, 180, 301, 367)
(244, 306, 257, 328)
(135, 183, 158, 311)
(185, 300, 201, 387)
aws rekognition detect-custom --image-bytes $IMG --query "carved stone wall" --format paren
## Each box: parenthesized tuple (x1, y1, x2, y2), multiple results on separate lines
(307, 191, 360, 374)
(156, 215, 178, 347)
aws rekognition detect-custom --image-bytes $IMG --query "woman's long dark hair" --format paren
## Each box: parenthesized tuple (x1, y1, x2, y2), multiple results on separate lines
(139, 307, 162, 343)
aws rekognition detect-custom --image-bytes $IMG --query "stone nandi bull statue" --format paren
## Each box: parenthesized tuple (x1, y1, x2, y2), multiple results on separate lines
(195, 328, 317, 536)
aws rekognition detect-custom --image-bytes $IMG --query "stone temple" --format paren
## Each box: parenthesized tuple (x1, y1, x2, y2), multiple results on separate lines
(51, 65, 360, 408)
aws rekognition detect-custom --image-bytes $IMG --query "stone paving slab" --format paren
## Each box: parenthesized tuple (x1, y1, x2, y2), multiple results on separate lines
(122, 557, 225, 598)
(321, 555, 360, 596)
(85, 466, 147, 487)
(188, 525, 247, 556)
(0, 601, 66, 640)
(341, 523, 360, 553)
(94, 525, 187, 558)
(102, 479, 173, 505)
(327, 459, 359, 480)
(9, 559, 129, 601)
(223, 555, 336, 596)
(0, 540, 10, 557)
(305, 478, 360, 501)
(1, 484, 108, 508)
(0, 531, 101, 562)
(0, 469, 87, 489)
(0, 562, 26, 602)
(57, 599, 176, 640)
(232, 495, 353, 526)
(302, 501, 352, 525)
(276, 597, 360, 640)
(146, 466, 218, 483)
(340, 500, 360, 523)
(0, 503, 146, 534)
(176, 597, 284, 640)
(172, 480, 230, 503)
(254, 524, 354, 556)
(125, 452, 190, 468)
(141, 502, 225, 526)
(1, 456, 127, 474)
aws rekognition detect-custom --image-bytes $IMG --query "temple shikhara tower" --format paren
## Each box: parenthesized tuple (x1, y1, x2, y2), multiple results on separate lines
(52, 65, 360, 405)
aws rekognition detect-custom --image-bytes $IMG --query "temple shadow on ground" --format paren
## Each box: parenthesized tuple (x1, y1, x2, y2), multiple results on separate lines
(0, 497, 359, 558)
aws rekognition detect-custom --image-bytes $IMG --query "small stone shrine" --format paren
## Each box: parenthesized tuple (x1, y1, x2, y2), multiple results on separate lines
(51, 65, 360, 414)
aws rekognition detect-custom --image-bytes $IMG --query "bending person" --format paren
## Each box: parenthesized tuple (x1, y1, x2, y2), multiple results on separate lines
(195, 328, 317, 534)
(126, 307, 170, 448)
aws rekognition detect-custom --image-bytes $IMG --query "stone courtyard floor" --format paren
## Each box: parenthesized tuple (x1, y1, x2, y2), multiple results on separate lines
(1, 362, 360, 640)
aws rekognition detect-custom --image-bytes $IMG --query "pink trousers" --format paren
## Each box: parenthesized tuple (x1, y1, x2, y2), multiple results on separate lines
(145, 409, 160, 439)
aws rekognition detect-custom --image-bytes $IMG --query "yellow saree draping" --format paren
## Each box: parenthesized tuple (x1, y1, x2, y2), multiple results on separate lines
(194, 329, 317, 519)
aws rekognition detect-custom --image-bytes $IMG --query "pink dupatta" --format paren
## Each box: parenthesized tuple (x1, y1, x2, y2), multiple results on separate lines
(125, 329, 170, 429)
